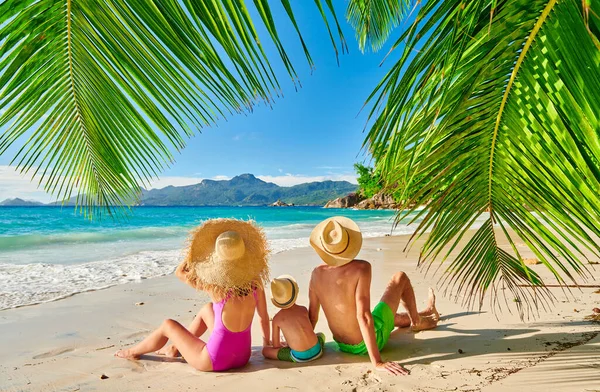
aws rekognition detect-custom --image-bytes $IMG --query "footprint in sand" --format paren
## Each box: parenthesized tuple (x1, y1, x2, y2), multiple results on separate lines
(125, 330, 150, 340)
(33, 347, 74, 360)
(335, 364, 349, 375)
(341, 370, 383, 391)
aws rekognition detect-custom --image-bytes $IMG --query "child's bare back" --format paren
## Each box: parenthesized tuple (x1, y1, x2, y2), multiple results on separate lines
(262, 276, 325, 363)
(274, 304, 318, 350)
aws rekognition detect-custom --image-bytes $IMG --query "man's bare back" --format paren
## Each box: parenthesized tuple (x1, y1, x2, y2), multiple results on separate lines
(309, 260, 370, 345)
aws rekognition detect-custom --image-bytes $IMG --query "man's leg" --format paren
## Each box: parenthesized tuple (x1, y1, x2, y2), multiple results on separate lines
(157, 303, 215, 357)
(379, 272, 439, 331)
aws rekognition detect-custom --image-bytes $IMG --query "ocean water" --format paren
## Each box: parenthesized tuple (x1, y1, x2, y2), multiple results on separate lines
(0, 206, 417, 310)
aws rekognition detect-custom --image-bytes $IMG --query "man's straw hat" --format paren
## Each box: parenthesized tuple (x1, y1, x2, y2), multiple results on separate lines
(309, 216, 362, 267)
(270, 275, 299, 309)
(180, 219, 270, 297)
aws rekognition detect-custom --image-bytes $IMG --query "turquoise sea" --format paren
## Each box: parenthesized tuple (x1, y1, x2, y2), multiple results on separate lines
(0, 206, 412, 310)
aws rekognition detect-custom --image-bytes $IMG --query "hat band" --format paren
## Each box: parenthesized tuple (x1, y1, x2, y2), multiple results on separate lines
(320, 228, 350, 255)
(274, 279, 296, 307)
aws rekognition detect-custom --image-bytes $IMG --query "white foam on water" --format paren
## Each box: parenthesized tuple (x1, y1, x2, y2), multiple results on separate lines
(0, 249, 183, 310)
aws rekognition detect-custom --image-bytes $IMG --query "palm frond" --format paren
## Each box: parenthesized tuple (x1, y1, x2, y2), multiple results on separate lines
(364, 0, 600, 317)
(0, 0, 343, 216)
(346, 0, 414, 52)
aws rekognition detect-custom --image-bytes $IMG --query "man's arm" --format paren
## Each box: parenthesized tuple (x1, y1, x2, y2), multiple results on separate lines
(255, 287, 271, 346)
(355, 263, 408, 376)
(308, 270, 320, 329)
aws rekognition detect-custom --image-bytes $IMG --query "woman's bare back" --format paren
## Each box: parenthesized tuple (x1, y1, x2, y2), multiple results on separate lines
(220, 293, 256, 332)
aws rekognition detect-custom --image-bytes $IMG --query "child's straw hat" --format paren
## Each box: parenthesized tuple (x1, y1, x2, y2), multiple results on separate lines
(270, 275, 299, 309)
(180, 219, 270, 297)
(309, 216, 362, 267)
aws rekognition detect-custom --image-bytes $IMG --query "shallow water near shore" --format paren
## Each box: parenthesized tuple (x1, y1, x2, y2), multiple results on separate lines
(0, 206, 409, 309)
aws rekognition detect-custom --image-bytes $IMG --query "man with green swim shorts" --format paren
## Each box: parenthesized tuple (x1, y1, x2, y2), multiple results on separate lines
(308, 217, 440, 376)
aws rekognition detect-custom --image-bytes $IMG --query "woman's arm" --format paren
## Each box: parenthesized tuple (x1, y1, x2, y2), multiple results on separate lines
(175, 261, 190, 284)
(255, 286, 271, 346)
(271, 318, 281, 348)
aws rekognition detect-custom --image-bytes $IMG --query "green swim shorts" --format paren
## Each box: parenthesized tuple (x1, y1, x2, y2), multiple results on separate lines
(334, 302, 395, 355)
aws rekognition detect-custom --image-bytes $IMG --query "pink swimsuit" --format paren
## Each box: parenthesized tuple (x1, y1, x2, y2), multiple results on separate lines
(206, 291, 256, 371)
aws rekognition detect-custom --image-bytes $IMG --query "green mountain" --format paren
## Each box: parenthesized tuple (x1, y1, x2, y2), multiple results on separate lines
(0, 198, 45, 206)
(140, 174, 357, 206)
(1, 174, 357, 207)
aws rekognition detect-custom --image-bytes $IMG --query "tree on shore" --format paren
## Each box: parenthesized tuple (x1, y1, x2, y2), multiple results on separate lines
(2, 0, 599, 316)
(354, 163, 382, 199)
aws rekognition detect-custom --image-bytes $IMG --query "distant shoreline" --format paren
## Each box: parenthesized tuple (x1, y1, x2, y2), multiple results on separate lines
(0, 204, 332, 208)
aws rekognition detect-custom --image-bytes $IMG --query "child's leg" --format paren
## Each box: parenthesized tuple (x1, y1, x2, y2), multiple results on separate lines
(262, 346, 284, 360)
(157, 303, 214, 357)
(316, 332, 326, 349)
(115, 319, 212, 371)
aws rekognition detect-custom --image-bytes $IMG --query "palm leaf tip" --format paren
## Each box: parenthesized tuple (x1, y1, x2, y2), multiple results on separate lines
(346, 0, 413, 52)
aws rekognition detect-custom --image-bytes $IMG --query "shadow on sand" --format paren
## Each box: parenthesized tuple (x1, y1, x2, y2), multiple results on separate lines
(134, 310, 599, 388)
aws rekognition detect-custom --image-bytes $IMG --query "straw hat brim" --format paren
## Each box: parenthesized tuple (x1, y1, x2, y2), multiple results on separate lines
(179, 219, 270, 297)
(271, 274, 299, 309)
(309, 216, 362, 267)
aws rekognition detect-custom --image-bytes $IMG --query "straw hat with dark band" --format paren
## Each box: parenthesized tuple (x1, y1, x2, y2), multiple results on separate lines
(270, 275, 299, 309)
(309, 216, 362, 267)
(179, 219, 270, 297)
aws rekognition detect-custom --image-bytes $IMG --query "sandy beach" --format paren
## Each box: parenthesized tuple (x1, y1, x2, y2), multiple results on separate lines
(1, 232, 599, 392)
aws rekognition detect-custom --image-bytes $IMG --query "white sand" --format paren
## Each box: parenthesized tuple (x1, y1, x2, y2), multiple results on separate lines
(1, 233, 599, 392)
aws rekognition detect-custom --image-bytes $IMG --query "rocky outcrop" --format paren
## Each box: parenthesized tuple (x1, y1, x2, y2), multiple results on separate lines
(324, 191, 398, 209)
(324, 192, 364, 208)
(271, 199, 294, 207)
(356, 192, 399, 210)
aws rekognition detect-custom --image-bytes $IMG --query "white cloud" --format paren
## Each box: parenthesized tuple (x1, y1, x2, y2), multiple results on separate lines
(257, 173, 357, 187)
(0, 165, 55, 202)
(314, 165, 345, 170)
(146, 175, 231, 189)
(146, 175, 205, 189)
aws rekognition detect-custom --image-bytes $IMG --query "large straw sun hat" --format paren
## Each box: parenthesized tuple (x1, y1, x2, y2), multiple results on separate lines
(270, 275, 299, 309)
(179, 219, 270, 297)
(309, 216, 362, 267)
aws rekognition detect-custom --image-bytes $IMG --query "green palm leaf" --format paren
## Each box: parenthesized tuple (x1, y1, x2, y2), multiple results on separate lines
(0, 0, 343, 216)
(346, 0, 413, 52)
(364, 0, 600, 317)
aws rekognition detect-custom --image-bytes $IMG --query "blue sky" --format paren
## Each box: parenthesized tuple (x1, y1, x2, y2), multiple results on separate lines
(0, 2, 410, 201)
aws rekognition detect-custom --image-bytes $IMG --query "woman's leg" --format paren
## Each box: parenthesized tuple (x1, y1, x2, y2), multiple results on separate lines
(115, 319, 213, 371)
(157, 303, 215, 357)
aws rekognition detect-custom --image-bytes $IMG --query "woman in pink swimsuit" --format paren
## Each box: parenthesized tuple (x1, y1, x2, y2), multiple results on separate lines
(115, 219, 271, 372)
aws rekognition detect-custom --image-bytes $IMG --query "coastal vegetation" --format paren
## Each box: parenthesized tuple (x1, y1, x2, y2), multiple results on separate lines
(1, 1, 599, 314)
(354, 163, 382, 199)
